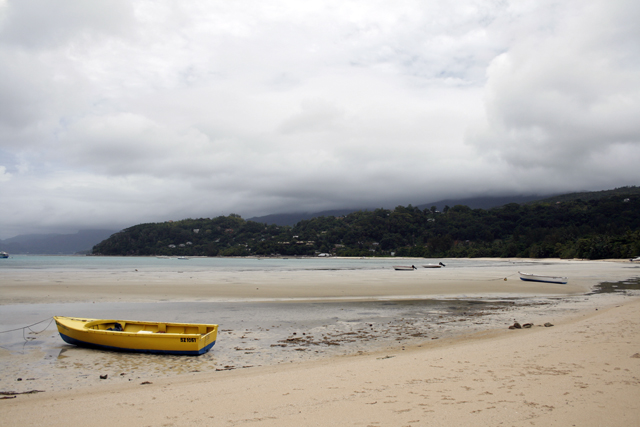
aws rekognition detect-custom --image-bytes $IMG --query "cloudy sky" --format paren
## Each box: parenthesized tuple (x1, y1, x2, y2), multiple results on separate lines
(1, 0, 639, 238)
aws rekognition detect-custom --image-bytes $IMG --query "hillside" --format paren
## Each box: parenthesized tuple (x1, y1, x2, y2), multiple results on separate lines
(93, 189, 640, 260)
(247, 195, 554, 226)
(416, 194, 551, 211)
(247, 209, 361, 227)
(530, 186, 640, 204)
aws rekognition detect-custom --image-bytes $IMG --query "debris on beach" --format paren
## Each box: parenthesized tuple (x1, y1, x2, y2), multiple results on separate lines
(0, 390, 45, 399)
(508, 321, 554, 329)
(215, 365, 236, 371)
(509, 322, 533, 329)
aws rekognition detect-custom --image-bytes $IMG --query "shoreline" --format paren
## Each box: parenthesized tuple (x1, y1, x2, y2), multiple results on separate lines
(2, 257, 632, 305)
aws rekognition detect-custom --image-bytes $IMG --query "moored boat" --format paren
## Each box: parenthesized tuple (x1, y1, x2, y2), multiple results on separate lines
(423, 262, 445, 268)
(0, 251, 8, 258)
(518, 272, 568, 284)
(54, 316, 218, 355)
(393, 265, 417, 270)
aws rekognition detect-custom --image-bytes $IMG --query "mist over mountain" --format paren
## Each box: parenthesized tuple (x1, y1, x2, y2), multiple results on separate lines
(0, 229, 118, 255)
(248, 195, 552, 226)
(5, 187, 638, 254)
(247, 209, 363, 227)
(416, 195, 553, 211)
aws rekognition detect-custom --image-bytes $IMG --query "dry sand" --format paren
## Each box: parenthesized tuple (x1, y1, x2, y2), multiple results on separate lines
(2, 258, 640, 425)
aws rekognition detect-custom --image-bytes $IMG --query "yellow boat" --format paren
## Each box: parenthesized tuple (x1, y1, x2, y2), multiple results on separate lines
(54, 316, 218, 355)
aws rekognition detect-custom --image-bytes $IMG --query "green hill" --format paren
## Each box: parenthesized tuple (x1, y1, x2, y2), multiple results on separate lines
(532, 186, 640, 204)
(92, 188, 640, 260)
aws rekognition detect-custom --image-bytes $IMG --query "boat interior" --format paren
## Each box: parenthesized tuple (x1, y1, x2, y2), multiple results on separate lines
(85, 320, 215, 335)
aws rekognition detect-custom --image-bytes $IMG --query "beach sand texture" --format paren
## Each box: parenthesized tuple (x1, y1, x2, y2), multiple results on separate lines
(1, 258, 640, 425)
(3, 299, 640, 426)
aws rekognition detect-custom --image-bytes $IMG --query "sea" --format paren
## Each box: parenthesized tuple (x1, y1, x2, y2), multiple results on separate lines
(1, 255, 637, 392)
(0, 254, 504, 272)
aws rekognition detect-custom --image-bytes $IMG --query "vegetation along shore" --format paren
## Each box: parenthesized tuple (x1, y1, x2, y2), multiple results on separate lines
(93, 187, 640, 259)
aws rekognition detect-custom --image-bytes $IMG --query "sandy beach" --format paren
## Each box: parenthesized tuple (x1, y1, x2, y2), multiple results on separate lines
(2, 258, 640, 425)
(0, 257, 618, 304)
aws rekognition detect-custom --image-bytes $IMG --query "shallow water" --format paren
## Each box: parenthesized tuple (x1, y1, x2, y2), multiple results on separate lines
(0, 254, 540, 272)
(591, 276, 640, 293)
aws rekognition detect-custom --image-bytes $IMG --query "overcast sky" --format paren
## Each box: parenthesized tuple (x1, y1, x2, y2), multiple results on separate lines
(1, 0, 639, 239)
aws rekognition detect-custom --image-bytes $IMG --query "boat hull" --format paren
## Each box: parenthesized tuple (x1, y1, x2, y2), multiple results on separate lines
(393, 266, 416, 270)
(518, 272, 568, 284)
(54, 316, 217, 356)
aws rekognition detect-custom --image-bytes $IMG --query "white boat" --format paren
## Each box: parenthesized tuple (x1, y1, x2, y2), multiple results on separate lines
(630, 256, 640, 262)
(423, 262, 445, 268)
(518, 271, 568, 284)
(393, 265, 417, 271)
(0, 251, 8, 258)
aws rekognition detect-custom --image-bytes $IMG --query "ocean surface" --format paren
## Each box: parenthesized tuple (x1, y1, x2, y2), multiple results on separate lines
(0, 254, 510, 272)
(1, 256, 636, 392)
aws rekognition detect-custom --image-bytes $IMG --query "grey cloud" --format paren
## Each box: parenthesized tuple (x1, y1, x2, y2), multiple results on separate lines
(0, 0, 134, 49)
(1, 0, 639, 239)
(0, 50, 59, 130)
(0, 165, 11, 182)
(467, 0, 640, 176)
(277, 99, 346, 134)
(57, 113, 222, 178)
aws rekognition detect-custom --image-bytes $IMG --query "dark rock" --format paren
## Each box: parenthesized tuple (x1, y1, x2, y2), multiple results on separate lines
(513, 322, 522, 329)
(522, 323, 533, 328)
(100, 374, 108, 379)
(544, 322, 554, 327)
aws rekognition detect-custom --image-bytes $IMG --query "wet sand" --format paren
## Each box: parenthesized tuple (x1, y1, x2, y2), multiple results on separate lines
(0, 258, 613, 304)
(2, 258, 640, 425)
